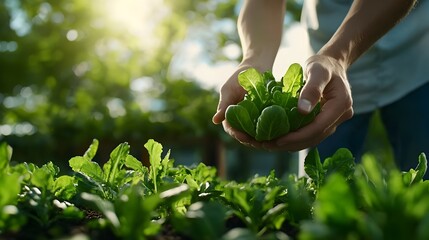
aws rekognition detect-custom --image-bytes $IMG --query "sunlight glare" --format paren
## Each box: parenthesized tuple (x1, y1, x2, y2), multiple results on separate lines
(104, 0, 168, 49)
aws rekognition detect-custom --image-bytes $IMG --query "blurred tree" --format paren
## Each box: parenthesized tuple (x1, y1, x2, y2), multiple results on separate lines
(0, 0, 303, 169)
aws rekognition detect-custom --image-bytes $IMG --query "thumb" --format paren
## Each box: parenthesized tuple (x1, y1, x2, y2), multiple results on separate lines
(212, 65, 254, 124)
(212, 84, 246, 124)
(298, 68, 329, 114)
(212, 91, 233, 124)
(212, 100, 227, 124)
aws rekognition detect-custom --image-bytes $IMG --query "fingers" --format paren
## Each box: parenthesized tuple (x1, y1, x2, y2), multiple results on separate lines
(298, 62, 331, 114)
(212, 70, 247, 125)
(222, 120, 264, 148)
(263, 64, 353, 151)
(212, 86, 230, 124)
(213, 64, 264, 148)
(269, 102, 353, 151)
(213, 87, 245, 124)
(215, 56, 353, 152)
(212, 95, 229, 125)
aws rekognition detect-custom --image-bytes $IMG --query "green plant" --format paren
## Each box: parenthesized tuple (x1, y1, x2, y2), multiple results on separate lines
(226, 64, 320, 141)
(1, 138, 428, 240)
(300, 152, 429, 240)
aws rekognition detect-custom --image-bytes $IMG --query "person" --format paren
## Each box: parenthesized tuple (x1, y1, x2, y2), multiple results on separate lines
(212, 0, 429, 173)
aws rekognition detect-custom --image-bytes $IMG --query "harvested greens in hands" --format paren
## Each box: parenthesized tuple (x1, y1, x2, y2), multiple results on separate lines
(226, 63, 320, 141)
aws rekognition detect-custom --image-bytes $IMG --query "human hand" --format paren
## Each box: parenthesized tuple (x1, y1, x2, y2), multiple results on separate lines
(262, 55, 354, 151)
(212, 64, 266, 148)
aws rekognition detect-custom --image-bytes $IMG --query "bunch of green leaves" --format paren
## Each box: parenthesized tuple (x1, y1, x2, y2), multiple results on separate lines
(226, 63, 320, 141)
(219, 171, 290, 237)
(171, 201, 228, 240)
(70, 139, 228, 240)
(0, 143, 83, 238)
(71, 139, 289, 239)
(304, 148, 355, 190)
(0, 143, 24, 233)
(0, 138, 183, 239)
(70, 139, 187, 239)
(300, 153, 429, 240)
(4, 136, 429, 240)
(69, 139, 141, 200)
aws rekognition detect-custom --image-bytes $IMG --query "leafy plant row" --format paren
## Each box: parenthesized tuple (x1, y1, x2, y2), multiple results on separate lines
(0, 139, 428, 240)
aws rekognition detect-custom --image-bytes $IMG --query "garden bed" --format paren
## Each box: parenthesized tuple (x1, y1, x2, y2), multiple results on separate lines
(0, 139, 428, 240)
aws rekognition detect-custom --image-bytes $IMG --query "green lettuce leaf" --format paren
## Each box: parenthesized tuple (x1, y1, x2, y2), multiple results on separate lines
(225, 104, 257, 137)
(282, 63, 303, 97)
(304, 148, 324, 187)
(238, 68, 269, 110)
(255, 105, 290, 141)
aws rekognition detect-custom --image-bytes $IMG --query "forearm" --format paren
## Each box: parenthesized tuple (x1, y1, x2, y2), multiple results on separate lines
(238, 0, 286, 71)
(318, 0, 417, 68)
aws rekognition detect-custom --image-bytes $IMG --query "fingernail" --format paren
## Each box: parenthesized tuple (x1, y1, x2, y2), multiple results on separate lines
(298, 99, 312, 113)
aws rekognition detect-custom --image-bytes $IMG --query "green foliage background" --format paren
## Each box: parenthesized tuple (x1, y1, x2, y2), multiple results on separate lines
(0, 0, 391, 176)
(1, 0, 245, 166)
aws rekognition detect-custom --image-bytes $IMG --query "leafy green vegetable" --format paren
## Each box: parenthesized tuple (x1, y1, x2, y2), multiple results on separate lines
(0, 170, 22, 232)
(255, 105, 290, 141)
(304, 147, 355, 190)
(226, 105, 257, 137)
(282, 63, 303, 97)
(323, 148, 355, 180)
(226, 63, 320, 141)
(403, 153, 427, 185)
(221, 171, 289, 236)
(172, 201, 227, 240)
(304, 148, 324, 188)
(81, 192, 120, 228)
(69, 139, 104, 183)
(0, 142, 12, 172)
(1, 138, 429, 240)
(300, 151, 429, 240)
(239, 99, 260, 122)
(103, 142, 130, 185)
(238, 68, 268, 110)
(52, 175, 77, 200)
(145, 139, 172, 193)
(314, 174, 358, 227)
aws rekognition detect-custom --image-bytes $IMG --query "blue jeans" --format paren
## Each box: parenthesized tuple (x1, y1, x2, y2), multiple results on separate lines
(317, 82, 429, 176)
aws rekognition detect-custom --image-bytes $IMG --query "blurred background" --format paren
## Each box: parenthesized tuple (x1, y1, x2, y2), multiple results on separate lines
(0, 0, 393, 180)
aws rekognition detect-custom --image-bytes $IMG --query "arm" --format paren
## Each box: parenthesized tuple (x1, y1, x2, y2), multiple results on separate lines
(212, 0, 286, 148)
(237, 0, 286, 71)
(271, 0, 417, 151)
(212, 0, 286, 124)
(319, 0, 416, 69)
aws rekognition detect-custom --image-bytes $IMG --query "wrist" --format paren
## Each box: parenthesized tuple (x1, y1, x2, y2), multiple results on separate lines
(304, 54, 349, 81)
(239, 57, 274, 73)
(316, 46, 351, 70)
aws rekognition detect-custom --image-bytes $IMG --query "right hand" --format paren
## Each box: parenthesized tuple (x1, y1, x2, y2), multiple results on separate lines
(263, 55, 354, 151)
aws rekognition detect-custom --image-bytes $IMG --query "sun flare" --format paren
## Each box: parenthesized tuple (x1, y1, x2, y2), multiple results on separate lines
(103, 0, 167, 48)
